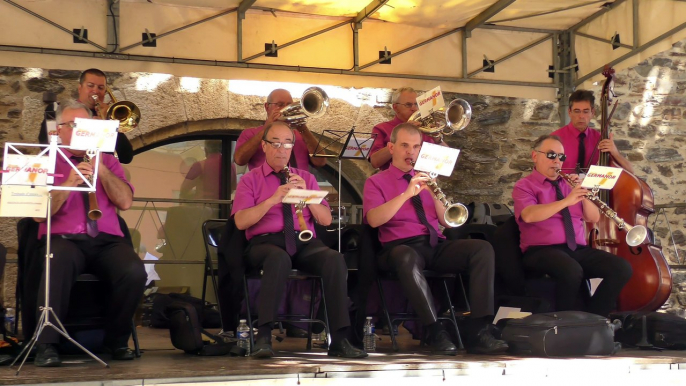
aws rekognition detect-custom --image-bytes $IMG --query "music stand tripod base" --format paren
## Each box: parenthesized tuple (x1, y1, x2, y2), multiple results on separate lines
(10, 193, 109, 374)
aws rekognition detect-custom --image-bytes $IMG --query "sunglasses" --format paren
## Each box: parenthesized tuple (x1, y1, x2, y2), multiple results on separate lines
(536, 150, 567, 162)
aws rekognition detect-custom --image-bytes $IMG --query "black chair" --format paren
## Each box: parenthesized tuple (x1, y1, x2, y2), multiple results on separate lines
(376, 271, 464, 351)
(201, 219, 225, 325)
(16, 217, 141, 357)
(243, 270, 330, 351)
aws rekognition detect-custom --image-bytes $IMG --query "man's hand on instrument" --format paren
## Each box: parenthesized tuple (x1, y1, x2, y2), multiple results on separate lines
(264, 109, 281, 127)
(404, 172, 430, 197)
(91, 153, 107, 178)
(287, 174, 307, 190)
(598, 132, 620, 158)
(67, 162, 93, 186)
(269, 184, 292, 206)
(567, 173, 582, 186)
(564, 185, 590, 206)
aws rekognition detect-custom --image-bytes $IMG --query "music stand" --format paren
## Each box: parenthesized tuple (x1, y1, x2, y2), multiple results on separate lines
(310, 128, 376, 251)
(4, 138, 108, 374)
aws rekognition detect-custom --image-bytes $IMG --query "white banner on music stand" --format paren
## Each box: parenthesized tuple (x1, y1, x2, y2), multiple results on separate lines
(341, 133, 374, 159)
(0, 185, 48, 217)
(1, 153, 51, 186)
(413, 142, 460, 177)
(70, 118, 119, 152)
(417, 86, 445, 118)
(581, 165, 623, 190)
(282, 189, 328, 205)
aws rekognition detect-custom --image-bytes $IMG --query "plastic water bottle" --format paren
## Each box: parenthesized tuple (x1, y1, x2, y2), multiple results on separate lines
(237, 319, 251, 356)
(363, 316, 376, 352)
(4, 307, 15, 335)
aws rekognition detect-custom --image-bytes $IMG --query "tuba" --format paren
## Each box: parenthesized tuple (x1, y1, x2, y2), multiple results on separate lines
(278, 87, 329, 126)
(409, 98, 471, 141)
(92, 86, 141, 133)
(283, 167, 314, 242)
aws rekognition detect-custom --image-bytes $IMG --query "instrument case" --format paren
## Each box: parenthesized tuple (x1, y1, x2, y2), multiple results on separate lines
(501, 311, 616, 356)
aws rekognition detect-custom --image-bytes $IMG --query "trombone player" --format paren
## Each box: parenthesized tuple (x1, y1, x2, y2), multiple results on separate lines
(363, 123, 508, 355)
(369, 87, 446, 170)
(39, 68, 134, 164)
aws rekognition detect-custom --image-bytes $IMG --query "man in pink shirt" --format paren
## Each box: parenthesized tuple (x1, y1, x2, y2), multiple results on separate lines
(363, 123, 507, 355)
(369, 87, 444, 170)
(232, 121, 366, 359)
(234, 89, 326, 171)
(552, 90, 633, 174)
(32, 101, 146, 366)
(512, 134, 632, 316)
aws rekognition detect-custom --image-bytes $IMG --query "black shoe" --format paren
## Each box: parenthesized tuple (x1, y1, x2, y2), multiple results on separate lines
(251, 342, 274, 358)
(467, 328, 509, 355)
(106, 347, 136, 360)
(426, 329, 458, 356)
(328, 338, 368, 358)
(35, 344, 61, 367)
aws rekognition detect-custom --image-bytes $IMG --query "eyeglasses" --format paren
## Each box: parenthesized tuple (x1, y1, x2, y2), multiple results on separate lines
(264, 139, 295, 149)
(536, 150, 567, 162)
(267, 102, 289, 109)
(394, 102, 419, 109)
(58, 121, 77, 129)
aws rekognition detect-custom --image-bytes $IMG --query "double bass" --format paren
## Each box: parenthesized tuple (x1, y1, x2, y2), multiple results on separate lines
(588, 66, 672, 312)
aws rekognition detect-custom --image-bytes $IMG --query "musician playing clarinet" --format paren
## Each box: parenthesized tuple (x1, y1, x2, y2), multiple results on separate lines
(512, 134, 632, 317)
(232, 121, 367, 359)
(32, 100, 146, 367)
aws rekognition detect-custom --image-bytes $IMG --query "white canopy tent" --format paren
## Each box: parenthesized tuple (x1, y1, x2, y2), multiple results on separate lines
(2, 0, 686, 112)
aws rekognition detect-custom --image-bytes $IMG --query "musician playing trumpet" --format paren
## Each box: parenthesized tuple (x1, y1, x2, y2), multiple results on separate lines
(512, 134, 632, 317)
(31, 101, 146, 367)
(363, 123, 508, 355)
(232, 121, 367, 359)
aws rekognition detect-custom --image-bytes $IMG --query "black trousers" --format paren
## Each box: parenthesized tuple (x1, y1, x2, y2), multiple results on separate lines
(377, 236, 495, 325)
(522, 244, 633, 317)
(36, 234, 147, 346)
(245, 234, 350, 332)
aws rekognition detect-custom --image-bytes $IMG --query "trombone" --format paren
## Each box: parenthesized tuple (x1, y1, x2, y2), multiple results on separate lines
(92, 86, 141, 133)
(278, 87, 329, 126)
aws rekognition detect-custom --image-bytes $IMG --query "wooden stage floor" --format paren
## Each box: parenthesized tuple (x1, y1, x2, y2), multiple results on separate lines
(2, 326, 686, 386)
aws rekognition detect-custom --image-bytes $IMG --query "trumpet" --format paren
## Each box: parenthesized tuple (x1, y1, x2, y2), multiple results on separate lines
(92, 86, 141, 133)
(408, 98, 471, 141)
(85, 149, 102, 221)
(283, 167, 313, 242)
(556, 169, 648, 247)
(410, 162, 468, 228)
(279, 87, 329, 126)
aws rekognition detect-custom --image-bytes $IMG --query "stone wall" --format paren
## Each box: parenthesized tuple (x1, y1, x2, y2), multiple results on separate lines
(1, 38, 686, 314)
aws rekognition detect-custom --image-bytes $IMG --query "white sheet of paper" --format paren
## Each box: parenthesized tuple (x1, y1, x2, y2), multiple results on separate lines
(581, 165, 623, 190)
(417, 86, 445, 118)
(342, 134, 374, 158)
(413, 142, 460, 177)
(282, 189, 328, 204)
(493, 306, 521, 324)
(2, 154, 51, 186)
(0, 185, 48, 217)
(70, 118, 119, 152)
(144, 252, 161, 286)
(45, 120, 61, 144)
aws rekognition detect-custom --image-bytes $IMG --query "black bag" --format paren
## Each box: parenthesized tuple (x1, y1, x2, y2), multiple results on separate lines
(151, 293, 221, 329)
(611, 312, 686, 350)
(501, 311, 616, 357)
(165, 300, 232, 356)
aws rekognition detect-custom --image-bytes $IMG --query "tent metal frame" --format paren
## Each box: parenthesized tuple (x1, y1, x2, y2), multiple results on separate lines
(2, 0, 686, 99)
